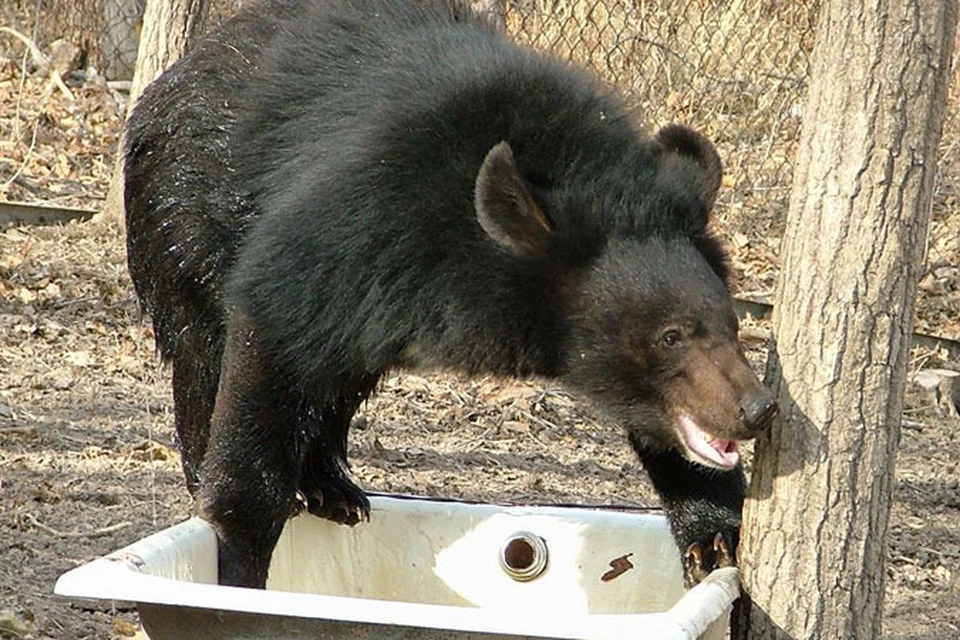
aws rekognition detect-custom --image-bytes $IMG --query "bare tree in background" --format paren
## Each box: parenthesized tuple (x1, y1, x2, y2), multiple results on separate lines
(126, 0, 209, 100)
(102, 0, 144, 80)
(100, 0, 210, 222)
(734, 1, 957, 638)
(471, 0, 506, 30)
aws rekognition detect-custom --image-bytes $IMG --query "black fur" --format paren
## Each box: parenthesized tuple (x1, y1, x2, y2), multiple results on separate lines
(125, 0, 773, 588)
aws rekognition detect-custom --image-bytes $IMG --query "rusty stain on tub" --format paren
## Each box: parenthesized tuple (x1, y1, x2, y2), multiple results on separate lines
(601, 553, 634, 582)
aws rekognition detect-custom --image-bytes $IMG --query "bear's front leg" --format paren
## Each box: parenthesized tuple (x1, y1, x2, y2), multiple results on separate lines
(198, 314, 303, 588)
(632, 440, 746, 588)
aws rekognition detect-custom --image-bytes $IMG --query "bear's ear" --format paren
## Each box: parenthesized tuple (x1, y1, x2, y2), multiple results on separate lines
(654, 124, 723, 210)
(475, 142, 553, 257)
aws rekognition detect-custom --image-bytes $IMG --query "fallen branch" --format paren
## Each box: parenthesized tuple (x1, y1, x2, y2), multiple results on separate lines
(0, 26, 46, 67)
(21, 513, 133, 539)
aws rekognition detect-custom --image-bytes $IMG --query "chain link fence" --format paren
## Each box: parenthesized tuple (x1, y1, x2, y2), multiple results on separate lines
(40, 0, 814, 207)
(25, 1, 817, 211)
(0, 0, 234, 81)
(506, 0, 817, 287)
(6, 0, 831, 294)
(8, 0, 959, 315)
(29, 0, 143, 80)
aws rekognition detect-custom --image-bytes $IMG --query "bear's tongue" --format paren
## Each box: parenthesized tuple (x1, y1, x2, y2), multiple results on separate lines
(677, 413, 740, 469)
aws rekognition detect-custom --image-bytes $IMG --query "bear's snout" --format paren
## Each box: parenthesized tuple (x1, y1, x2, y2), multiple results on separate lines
(738, 387, 778, 433)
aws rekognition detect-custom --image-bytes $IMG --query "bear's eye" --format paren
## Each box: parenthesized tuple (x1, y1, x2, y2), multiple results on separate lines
(661, 329, 683, 348)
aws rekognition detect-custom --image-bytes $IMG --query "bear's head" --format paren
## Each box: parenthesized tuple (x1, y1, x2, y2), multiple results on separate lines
(474, 124, 777, 469)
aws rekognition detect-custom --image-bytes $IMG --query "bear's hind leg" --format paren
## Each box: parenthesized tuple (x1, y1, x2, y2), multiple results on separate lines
(170, 335, 222, 495)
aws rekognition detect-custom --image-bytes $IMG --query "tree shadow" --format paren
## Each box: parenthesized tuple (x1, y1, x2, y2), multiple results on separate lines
(746, 340, 822, 501)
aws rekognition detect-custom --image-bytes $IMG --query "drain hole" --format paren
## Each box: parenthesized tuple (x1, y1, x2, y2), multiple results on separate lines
(504, 538, 535, 570)
(499, 532, 548, 581)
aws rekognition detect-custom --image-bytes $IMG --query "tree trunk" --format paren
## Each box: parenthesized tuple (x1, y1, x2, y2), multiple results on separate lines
(734, 2, 957, 639)
(471, 0, 507, 30)
(126, 0, 210, 104)
(99, 0, 210, 223)
(102, 0, 144, 81)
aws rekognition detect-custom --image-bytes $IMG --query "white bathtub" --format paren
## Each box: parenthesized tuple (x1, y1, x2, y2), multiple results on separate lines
(54, 495, 739, 639)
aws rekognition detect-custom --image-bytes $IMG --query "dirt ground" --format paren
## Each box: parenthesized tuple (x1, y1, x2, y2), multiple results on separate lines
(1, 27, 959, 640)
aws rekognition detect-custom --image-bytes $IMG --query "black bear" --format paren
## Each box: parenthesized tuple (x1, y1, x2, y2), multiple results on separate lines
(125, 0, 777, 589)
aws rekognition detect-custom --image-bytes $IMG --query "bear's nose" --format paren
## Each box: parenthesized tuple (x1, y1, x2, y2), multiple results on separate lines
(740, 389, 778, 432)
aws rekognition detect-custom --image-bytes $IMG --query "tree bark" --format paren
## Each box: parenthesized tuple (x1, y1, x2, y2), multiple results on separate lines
(734, 2, 957, 639)
(126, 0, 210, 104)
(100, 0, 210, 223)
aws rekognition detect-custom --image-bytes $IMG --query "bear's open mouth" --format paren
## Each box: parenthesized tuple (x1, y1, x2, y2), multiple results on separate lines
(676, 412, 741, 469)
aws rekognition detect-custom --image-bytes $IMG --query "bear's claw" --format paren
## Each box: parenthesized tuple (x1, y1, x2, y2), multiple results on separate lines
(305, 485, 370, 526)
(682, 532, 736, 588)
(290, 490, 310, 516)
